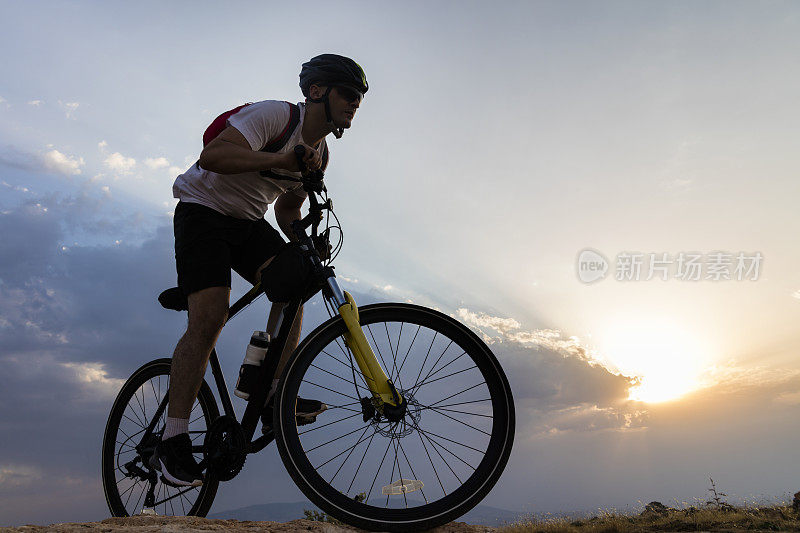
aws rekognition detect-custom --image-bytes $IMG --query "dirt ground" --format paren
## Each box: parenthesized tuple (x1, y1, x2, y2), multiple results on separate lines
(0, 515, 497, 533)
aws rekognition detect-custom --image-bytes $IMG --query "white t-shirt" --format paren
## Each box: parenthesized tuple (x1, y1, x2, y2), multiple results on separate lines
(172, 100, 326, 220)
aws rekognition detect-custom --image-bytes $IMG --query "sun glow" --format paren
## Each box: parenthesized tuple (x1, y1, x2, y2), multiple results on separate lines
(599, 321, 708, 403)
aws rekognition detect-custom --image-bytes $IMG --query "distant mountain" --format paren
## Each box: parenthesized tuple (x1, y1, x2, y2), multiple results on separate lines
(209, 500, 526, 527)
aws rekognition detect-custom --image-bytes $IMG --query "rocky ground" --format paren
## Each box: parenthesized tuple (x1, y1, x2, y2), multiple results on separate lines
(0, 515, 496, 533)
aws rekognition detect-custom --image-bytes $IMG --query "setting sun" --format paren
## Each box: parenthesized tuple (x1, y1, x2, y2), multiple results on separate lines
(598, 321, 709, 403)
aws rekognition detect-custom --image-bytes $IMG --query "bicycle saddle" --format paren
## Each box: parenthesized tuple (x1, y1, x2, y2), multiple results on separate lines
(158, 287, 188, 311)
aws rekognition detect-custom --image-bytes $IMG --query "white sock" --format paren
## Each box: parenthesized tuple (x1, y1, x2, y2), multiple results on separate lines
(163, 416, 189, 439)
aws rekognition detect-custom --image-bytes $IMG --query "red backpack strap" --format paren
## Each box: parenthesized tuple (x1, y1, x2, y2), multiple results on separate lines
(202, 103, 252, 146)
(260, 102, 301, 153)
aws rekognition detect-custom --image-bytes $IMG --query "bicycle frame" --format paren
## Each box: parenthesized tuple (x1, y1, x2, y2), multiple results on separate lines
(138, 186, 405, 456)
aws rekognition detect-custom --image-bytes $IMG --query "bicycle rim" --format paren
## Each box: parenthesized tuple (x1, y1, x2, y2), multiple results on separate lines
(101, 359, 220, 517)
(274, 303, 515, 532)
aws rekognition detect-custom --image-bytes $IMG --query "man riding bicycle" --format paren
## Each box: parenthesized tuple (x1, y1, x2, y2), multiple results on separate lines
(152, 54, 368, 487)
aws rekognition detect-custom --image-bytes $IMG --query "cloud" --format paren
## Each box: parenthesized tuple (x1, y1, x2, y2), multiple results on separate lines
(455, 307, 639, 435)
(1, 181, 31, 194)
(27, 99, 43, 107)
(42, 149, 85, 175)
(61, 361, 126, 399)
(456, 308, 598, 363)
(144, 157, 169, 170)
(59, 100, 80, 118)
(98, 140, 108, 151)
(104, 152, 136, 174)
(456, 307, 521, 335)
(0, 145, 41, 171)
(0, 464, 42, 492)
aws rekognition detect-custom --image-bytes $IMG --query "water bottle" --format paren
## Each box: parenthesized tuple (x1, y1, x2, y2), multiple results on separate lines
(234, 331, 270, 400)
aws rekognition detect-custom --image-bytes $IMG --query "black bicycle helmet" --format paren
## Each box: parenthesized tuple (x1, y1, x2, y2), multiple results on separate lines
(299, 54, 368, 97)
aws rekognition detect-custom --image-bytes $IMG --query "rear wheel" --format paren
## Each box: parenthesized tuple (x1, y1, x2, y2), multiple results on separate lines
(274, 303, 515, 532)
(101, 358, 220, 517)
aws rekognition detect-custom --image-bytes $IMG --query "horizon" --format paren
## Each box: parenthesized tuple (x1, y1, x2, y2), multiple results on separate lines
(2, 0, 800, 527)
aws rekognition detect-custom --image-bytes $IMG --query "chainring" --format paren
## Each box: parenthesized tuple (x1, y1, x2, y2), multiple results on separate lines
(203, 415, 247, 482)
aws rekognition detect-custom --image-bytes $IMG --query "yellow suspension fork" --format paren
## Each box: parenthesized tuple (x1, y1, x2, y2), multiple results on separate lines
(337, 291, 404, 408)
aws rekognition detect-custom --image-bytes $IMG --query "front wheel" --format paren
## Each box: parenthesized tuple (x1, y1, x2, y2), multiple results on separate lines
(274, 303, 515, 532)
(101, 358, 220, 517)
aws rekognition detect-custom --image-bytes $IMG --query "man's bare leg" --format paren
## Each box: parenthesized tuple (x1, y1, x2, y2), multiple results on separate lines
(167, 286, 230, 419)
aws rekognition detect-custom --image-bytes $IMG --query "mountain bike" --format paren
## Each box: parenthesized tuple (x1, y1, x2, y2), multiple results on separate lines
(101, 147, 515, 531)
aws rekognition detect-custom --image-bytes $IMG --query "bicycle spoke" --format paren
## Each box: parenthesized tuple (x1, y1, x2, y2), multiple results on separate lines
(426, 406, 491, 436)
(138, 387, 148, 427)
(178, 485, 187, 515)
(307, 424, 368, 455)
(299, 411, 362, 435)
(311, 362, 370, 392)
(421, 398, 492, 410)
(382, 322, 404, 391)
(410, 340, 454, 395)
(397, 438, 428, 504)
(328, 340, 372, 389)
(325, 402, 363, 414)
(150, 378, 159, 407)
(168, 488, 176, 516)
(408, 352, 469, 391)
(413, 331, 438, 394)
(414, 422, 465, 484)
(414, 426, 485, 454)
(122, 413, 145, 430)
(427, 382, 485, 409)
(385, 432, 398, 508)
(416, 426, 446, 496)
(424, 405, 493, 419)
(132, 480, 147, 516)
(301, 379, 360, 401)
(366, 435, 394, 505)
(347, 430, 377, 495)
(396, 325, 421, 379)
(127, 394, 147, 428)
(320, 424, 373, 475)
(412, 363, 476, 392)
(153, 484, 199, 508)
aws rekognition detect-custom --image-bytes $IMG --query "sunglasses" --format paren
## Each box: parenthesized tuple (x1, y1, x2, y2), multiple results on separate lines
(334, 85, 363, 104)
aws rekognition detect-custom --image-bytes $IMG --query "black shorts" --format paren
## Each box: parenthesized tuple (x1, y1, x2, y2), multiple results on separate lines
(173, 201, 285, 297)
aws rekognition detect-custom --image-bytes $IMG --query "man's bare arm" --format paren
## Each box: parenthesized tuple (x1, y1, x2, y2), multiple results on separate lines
(198, 126, 291, 174)
(199, 126, 322, 175)
(274, 191, 306, 241)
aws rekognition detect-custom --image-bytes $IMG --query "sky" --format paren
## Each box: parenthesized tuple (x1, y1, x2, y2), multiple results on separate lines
(2, 0, 800, 526)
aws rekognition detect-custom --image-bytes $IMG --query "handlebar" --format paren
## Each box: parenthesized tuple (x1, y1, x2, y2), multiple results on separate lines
(293, 145, 325, 185)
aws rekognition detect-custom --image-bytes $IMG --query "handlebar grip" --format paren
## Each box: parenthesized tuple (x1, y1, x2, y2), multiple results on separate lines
(293, 145, 307, 175)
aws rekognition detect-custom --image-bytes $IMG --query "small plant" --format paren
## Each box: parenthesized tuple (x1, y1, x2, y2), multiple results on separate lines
(303, 508, 343, 525)
(707, 477, 735, 511)
(303, 494, 363, 525)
